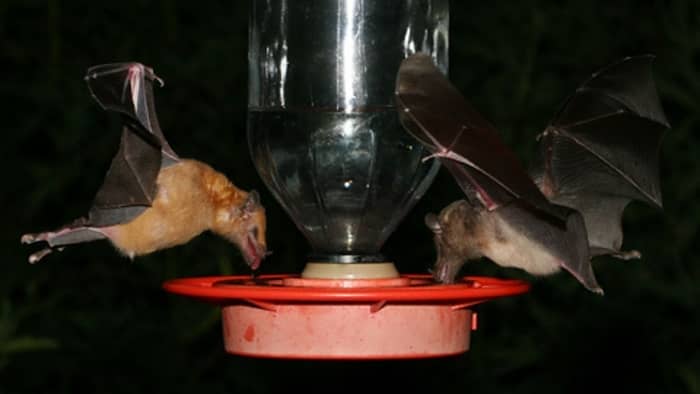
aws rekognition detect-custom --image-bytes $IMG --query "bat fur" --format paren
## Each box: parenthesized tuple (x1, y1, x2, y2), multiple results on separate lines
(397, 54, 669, 294)
(22, 63, 267, 270)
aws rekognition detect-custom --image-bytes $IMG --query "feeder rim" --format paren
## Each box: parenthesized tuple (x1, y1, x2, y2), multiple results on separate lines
(163, 274, 530, 304)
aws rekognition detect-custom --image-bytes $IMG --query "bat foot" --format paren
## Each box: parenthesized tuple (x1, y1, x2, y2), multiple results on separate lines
(28, 248, 54, 264)
(590, 287, 605, 296)
(21, 232, 46, 244)
(21, 230, 62, 245)
(612, 250, 641, 260)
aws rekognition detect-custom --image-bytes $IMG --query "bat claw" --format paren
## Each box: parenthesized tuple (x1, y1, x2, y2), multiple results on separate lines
(421, 125, 468, 164)
(536, 128, 554, 142)
(421, 152, 444, 163)
(421, 154, 435, 163)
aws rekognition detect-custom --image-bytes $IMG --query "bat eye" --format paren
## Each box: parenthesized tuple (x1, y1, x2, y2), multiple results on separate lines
(424, 213, 442, 233)
(244, 190, 260, 213)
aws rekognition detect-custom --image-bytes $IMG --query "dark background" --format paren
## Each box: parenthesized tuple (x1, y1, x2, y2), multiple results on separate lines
(2, 1, 698, 393)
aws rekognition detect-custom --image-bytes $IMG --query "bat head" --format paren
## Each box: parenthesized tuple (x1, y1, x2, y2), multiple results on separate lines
(426, 200, 486, 283)
(219, 190, 268, 270)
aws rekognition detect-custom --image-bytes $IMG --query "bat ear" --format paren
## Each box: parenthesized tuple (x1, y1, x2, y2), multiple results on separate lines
(228, 191, 261, 221)
(244, 190, 261, 213)
(425, 213, 442, 233)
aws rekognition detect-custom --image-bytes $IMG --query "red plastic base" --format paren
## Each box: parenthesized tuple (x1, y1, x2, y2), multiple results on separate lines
(163, 274, 529, 359)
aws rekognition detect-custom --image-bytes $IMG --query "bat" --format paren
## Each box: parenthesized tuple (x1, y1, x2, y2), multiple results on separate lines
(396, 54, 669, 294)
(21, 63, 268, 270)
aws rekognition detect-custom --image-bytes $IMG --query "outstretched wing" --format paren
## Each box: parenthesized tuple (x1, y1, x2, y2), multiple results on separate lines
(85, 63, 178, 160)
(395, 53, 562, 220)
(396, 54, 602, 292)
(532, 55, 670, 255)
(84, 62, 177, 226)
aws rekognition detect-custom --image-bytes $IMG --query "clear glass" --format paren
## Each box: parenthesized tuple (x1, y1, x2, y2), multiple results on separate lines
(248, 0, 449, 257)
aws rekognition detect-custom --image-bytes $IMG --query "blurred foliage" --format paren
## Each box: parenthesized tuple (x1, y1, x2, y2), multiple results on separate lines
(1, 0, 698, 393)
(0, 299, 59, 371)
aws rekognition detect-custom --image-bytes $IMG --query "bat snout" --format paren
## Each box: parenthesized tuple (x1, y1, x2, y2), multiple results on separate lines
(425, 213, 442, 233)
(242, 227, 267, 271)
(432, 257, 463, 284)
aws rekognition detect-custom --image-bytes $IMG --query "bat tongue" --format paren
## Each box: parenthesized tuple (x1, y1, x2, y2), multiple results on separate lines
(246, 234, 262, 270)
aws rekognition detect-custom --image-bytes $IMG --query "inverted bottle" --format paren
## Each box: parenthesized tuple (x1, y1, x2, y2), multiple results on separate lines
(247, 0, 449, 276)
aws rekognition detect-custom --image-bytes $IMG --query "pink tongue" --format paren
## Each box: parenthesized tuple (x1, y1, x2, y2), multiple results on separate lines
(247, 236, 261, 270)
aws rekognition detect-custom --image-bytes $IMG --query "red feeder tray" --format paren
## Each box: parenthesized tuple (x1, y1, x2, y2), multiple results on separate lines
(163, 274, 529, 359)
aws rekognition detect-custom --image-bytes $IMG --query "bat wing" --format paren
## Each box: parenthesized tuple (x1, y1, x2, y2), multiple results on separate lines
(85, 63, 178, 161)
(87, 127, 159, 226)
(395, 53, 563, 220)
(533, 55, 670, 255)
(84, 63, 179, 226)
(396, 54, 602, 291)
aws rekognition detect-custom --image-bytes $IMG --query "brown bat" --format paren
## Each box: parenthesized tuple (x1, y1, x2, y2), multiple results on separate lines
(21, 63, 267, 269)
(396, 54, 669, 294)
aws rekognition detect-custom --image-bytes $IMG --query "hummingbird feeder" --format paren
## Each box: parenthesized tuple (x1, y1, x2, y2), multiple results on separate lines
(163, 0, 529, 359)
